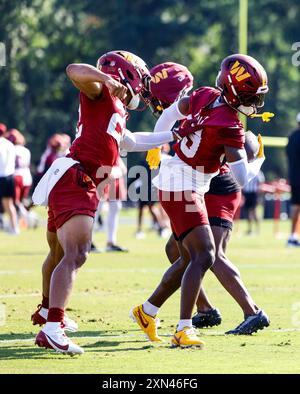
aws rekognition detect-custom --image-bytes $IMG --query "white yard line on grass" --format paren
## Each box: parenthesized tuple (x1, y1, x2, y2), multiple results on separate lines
(0, 293, 39, 299)
(1, 265, 300, 277)
(0, 289, 146, 299)
(1, 328, 300, 345)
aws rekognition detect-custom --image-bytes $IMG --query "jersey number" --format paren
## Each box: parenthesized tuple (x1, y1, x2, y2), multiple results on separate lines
(107, 113, 125, 144)
(75, 108, 125, 144)
(180, 130, 203, 158)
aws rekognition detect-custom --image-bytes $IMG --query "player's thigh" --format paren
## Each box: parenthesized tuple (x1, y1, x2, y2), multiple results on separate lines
(291, 204, 300, 216)
(176, 239, 190, 263)
(47, 230, 59, 253)
(182, 224, 215, 265)
(211, 225, 232, 256)
(57, 215, 94, 254)
(2, 197, 14, 210)
(159, 190, 208, 239)
(165, 234, 180, 263)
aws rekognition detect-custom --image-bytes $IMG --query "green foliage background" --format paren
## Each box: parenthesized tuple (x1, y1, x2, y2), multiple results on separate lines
(0, 0, 299, 177)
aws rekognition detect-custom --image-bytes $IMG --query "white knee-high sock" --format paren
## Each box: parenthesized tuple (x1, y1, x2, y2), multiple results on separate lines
(107, 200, 122, 244)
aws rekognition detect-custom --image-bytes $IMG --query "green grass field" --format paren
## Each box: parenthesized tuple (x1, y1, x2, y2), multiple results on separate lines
(1, 211, 300, 374)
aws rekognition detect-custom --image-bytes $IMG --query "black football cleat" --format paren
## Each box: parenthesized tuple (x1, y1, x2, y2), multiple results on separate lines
(225, 310, 270, 335)
(105, 244, 129, 252)
(192, 308, 222, 328)
(90, 242, 102, 253)
(287, 239, 300, 247)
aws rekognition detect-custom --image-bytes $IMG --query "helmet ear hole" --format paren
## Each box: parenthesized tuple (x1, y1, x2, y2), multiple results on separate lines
(126, 70, 134, 80)
(246, 80, 254, 87)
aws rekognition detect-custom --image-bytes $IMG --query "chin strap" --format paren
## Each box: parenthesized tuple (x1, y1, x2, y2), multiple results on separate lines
(250, 112, 275, 122)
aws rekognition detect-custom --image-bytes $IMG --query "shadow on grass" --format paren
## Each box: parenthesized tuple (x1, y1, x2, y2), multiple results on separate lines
(0, 329, 143, 342)
(85, 344, 154, 353)
(0, 329, 156, 359)
(0, 345, 71, 360)
(68, 329, 143, 338)
(0, 333, 36, 341)
(0, 339, 154, 360)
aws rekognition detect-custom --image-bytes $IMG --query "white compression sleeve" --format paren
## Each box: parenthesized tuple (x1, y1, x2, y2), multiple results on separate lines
(153, 100, 187, 133)
(120, 129, 174, 152)
(228, 156, 265, 188)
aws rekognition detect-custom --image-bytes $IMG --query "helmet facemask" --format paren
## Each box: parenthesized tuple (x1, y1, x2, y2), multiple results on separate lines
(236, 86, 268, 116)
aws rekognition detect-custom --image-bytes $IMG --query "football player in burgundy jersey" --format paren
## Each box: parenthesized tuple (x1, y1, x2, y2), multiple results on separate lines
(131, 54, 269, 347)
(33, 50, 190, 355)
(165, 161, 269, 335)
(143, 62, 269, 335)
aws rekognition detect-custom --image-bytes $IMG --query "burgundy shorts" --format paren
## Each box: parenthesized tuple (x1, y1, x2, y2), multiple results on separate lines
(159, 190, 209, 241)
(47, 165, 99, 233)
(205, 191, 241, 230)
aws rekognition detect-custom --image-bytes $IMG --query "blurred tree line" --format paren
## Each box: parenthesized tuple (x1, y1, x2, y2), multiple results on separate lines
(0, 0, 299, 178)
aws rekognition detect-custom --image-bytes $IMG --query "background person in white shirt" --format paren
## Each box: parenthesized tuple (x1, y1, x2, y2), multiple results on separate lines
(7, 128, 32, 222)
(0, 123, 19, 234)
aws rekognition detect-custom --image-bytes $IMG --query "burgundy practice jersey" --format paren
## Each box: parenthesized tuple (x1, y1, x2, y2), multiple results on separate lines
(68, 86, 127, 185)
(174, 87, 245, 174)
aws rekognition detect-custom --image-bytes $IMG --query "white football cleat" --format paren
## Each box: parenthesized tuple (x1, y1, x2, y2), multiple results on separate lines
(63, 315, 78, 332)
(35, 326, 84, 355)
(135, 231, 146, 239)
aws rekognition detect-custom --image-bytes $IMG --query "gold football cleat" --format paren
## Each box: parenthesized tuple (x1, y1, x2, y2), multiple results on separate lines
(130, 305, 162, 342)
(171, 327, 205, 348)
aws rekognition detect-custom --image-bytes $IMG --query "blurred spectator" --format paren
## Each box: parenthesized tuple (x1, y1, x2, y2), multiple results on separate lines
(286, 112, 300, 247)
(242, 170, 265, 235)
(6, 129, 32, 224)
(0, 123, 19, 234)
(32, 133, 70, 193)
(93, 157, 128, 252)
(36, 134, 65, 177)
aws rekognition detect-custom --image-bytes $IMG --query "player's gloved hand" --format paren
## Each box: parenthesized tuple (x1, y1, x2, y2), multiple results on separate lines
(257, 134, 265, 158)
(146, 148, 161, 170)
(250, 112, 275, 122)
(172, 118, 201, 141)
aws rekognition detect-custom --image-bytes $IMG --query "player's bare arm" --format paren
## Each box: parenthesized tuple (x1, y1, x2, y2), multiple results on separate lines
(66, 63, 127, 101)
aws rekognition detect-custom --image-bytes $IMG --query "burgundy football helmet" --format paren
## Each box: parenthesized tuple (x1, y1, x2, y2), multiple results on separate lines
(216, 54, 269, 116)
(48, 134, 64, 150)
(0, 123, 7, 136)
(6, 128, 25, 145)
(144, 62, 193, 117)
(97, 50, 150, 109)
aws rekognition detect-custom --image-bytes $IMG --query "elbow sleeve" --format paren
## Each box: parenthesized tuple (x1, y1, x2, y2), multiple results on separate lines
(120, 130, 174, 152)
(153, 101, 187, 133)
(228, 157, 265, 187)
